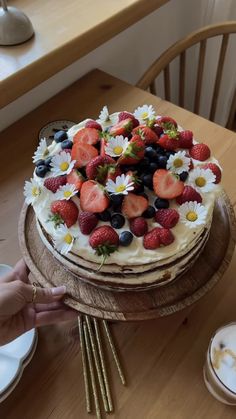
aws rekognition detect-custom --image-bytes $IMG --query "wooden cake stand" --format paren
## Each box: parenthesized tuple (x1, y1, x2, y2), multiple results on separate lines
(19, 191, 236, 321)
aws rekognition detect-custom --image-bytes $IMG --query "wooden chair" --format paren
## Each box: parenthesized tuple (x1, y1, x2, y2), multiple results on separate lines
(136, 22, 236, 130)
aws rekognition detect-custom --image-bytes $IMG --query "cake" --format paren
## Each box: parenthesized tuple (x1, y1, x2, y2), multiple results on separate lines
(24, 105, 222, 290)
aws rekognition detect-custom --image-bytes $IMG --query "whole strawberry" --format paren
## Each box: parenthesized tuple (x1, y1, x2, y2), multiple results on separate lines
(143, 228, 161, 250)
(118, 134, 145, 165)
(176, 185, 202, 205)
(118, 112, 139, 128)
(158, 134, 179, 151)
(44, 175, 67, 193)
(157, 116, 178, 129)
(50, 200, 79, 227)
(132, 125, 159, 145)
(85, 120, 102, 131)
(78, 211, 98, 235)
(155, 208, 179, 229)
(129, 217, 148, 237)
(178, 130, 193, 149)
(202, 162, 222, 184)
(157, 228, 175, 246)
(189, 143, 210, 161)
(89, 226, 119, 266)
(86, 155, 116, 182)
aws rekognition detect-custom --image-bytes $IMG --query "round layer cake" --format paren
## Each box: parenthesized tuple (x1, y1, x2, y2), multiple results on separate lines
(24, 105, 222, 289)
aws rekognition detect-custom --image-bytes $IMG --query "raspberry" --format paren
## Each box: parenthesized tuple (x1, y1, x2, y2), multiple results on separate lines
(202, 162, 222, 184)
(129, 217, 148, 237)
(78, 211, 98, 235)
(44, 175, 67, 193)
(176, 185, 202, 205)
(155, 208, 179, 229)
(189, 143, 210, 161)
(178, 130, 193, 149)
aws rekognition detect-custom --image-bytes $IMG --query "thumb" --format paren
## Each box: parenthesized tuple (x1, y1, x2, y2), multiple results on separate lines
(19, 282, 67, 304)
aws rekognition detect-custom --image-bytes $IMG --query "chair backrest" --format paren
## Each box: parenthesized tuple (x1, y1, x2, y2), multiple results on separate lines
(136, 22, 236, 129)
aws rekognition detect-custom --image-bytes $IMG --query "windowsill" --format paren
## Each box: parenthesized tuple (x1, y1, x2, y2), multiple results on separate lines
(0, 0, 169, 108)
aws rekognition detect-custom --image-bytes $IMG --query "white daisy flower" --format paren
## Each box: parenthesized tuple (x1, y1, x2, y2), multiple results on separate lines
(99, 105, 110, 122)
(188, 167, 216, 193)
(178, 201, 207, 229)
(133, 104, 155, 123)
(105, 136, 129, 157)
(50, 151, 75, 177)
(106, 174, 134, 195)
(24, 178, 43, 205)
(166, 151, 191, 175)
(52, 224, 76, 255)
(33, 138, 50, 163)
(54, 183, 78, 200)
(98, 105, 118, 126)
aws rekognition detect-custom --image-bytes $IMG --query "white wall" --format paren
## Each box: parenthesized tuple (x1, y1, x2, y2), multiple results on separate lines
(1, 0, 235, 131)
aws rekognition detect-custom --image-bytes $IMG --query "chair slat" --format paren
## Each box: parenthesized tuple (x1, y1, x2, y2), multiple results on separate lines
(164, 65, 171, 101)
(150, 81, 157, 95)
(194, 39, 207, 114)
(226, 88, 236, 130)
(179, 51, 186, 107)
(210, 34, 229, 121)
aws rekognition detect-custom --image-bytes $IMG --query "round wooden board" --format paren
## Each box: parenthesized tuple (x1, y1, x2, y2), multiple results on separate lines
(19, 192, 236, 321)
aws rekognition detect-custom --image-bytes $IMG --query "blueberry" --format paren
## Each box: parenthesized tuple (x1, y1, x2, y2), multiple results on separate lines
(97, 210, 111, 222)
(138, 157, 149, 171)
(35, 164, 48, 178)
(154, 197, 169, 209)
(137, 192, 148, 200)
(134, 182, 144, 193)
(145, 147, 157, 160)
(54, 130, 68, 143)
(155, 145, 166, 155)
(119, 231, 133, 246)
(44, 156, 52, 167)
(110, 194, 124, 206)
(35, 159, 45, 167)
(143, 205, 156, 218)
(149, 162, 158, 174)
(179, 171, 189, 182)
(143, 174, 153, 188)
(111, 213, 125, 229)
(165, 150, 176, 158)
(61, 139, 73, 149)
(156, 155, 168, 168)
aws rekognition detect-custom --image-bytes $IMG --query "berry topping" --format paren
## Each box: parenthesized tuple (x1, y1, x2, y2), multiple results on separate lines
(142, 205, 156, 218)
(89, 226, 119, 262)
(176, 185, 202, 205)
(178, 130, 193, 149)
(50, 200, 78, 228)
(179, 171, 189, 182)
(44, 156, 52, 167)
(35, 164, 48, 178)
(97, 210, 111, 222)
(133, 125, 159, 144)
(44, 175, 67, 193)
(154, 197, 169, 209)
(159, 134, 179, 151)
(78, 211, 98, 235)
(143, 228, 161, 250)
(202, 162, 222, 184)
(73, 127, 100, 145)
(110, 194, 124, 207)
(111, 213, 125, 229)
(35, 159, 45, 167)
(54, 130, 68, 143)
(156, 155, 168, 169)
(71, 142, 98, 168)
(85, 155, 115, 182)
(80, 180, 109, 213)
(145, 146, 157, 160)
(142, 173, 153, 189)
(189, 143, 211, 161)
(122, 193, 149, 218)
(117, 134, 145, 165)
(129, 217, 148, 237)
(153, 169, 184, 199)
(118, 112, 139, 127)
(157, 116, 178, 129)
(155, 208, 179, 229)
(61, 139, 73, 150)
(109, 118, 133, 136)
(85, 120, 102, 131)
(66, 169, 84, 191)
(157, 228, 175, 246)
(119, 231, 133, 246)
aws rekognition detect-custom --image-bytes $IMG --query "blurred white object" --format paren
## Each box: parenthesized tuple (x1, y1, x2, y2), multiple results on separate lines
(0, 0, 34, 46)
(0, 264, 37, 402)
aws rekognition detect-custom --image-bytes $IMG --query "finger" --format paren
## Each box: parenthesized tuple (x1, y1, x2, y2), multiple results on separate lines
(14, 259, 30, 282)
(34, 301, 65, 312)
(19, 283, 67, 304)
(35, 308, 78, 327)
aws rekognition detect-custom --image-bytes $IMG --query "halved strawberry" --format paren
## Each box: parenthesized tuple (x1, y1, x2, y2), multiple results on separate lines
(159, 134, 179, 151)
(109, 118, 133, 136)
(153, 169, 184, 199)
(122, 193, 148, 218)
(86, 155, 115, 182)
(80, 180, 109, 213)
(71, 142, 98, 168)
(117, 134, 145, 165)
(132, 125, 158, 145)
(73, 127, 100, 145)
(66, 169, 84, 191)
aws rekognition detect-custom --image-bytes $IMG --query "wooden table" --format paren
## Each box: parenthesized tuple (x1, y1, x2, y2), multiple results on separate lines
(0, 70, 236, 418)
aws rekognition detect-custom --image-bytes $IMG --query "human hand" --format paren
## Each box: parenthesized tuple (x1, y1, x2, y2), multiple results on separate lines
(0, 259, 77, 345)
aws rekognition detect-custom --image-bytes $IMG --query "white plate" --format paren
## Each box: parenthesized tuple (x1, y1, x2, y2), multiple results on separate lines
(0, 264, 37, 400)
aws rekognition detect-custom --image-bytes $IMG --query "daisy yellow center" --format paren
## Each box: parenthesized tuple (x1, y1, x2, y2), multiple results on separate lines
(113, 146, 123, 155)
(173, 158, 183, 168)
(195, 176, 206, 187)
(32, 186, 40, 196)
(43, 148, 49, 158)
(60, 162, 69, 171)
(64, 191, 72, 198)
(141, 112, 148, 119)
(186, 211, 198, 222)
(64, 233, 73, 244)
(115, 184, 126, 193)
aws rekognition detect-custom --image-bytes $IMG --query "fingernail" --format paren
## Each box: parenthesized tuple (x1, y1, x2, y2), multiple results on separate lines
(51, 285, 67, 296)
